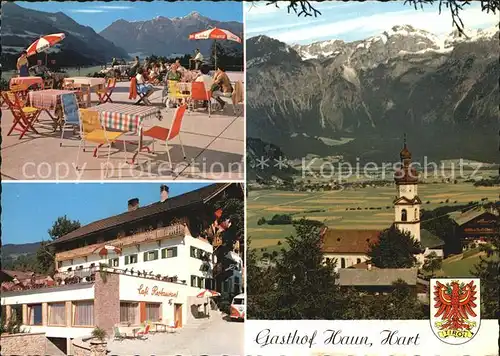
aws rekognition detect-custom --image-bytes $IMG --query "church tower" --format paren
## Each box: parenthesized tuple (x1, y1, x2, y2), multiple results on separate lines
(394, 135, 421, 242)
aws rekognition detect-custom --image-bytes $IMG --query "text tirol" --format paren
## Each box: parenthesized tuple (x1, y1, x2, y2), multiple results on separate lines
(138, 284, 178, 297)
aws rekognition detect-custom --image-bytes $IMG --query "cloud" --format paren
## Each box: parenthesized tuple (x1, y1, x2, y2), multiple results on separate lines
(95, 5, 133, 10)
(69, 9, 106, 14)
(265, 5, 499, 44)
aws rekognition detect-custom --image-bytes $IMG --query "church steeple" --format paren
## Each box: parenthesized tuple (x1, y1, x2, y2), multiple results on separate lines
(393, 134, 421, 242)
(395, 134, 418, 185)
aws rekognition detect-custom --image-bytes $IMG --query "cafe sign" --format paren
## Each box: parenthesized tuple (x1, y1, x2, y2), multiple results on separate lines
(138, 284, 178, 298)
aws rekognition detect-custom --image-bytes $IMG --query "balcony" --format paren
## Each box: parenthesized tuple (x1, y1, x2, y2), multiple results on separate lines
(55, 224, 185, 262)
(1, 265, 187, 295)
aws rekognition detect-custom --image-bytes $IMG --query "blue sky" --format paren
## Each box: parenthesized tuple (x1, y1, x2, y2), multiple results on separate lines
(1, 183, 210, 245)
(245, 1, 499, 44)
(17, 1, 243, 32)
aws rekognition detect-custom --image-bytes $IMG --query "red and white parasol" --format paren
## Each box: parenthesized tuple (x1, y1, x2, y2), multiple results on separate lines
(94, 245, 122, 257)
(196, 289, 221, 298)
(189, 27, 241, 68)
(189, 28, 241, 43)
(26, 33, 66, 57)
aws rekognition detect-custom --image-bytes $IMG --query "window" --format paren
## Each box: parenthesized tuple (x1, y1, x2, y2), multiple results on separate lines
(77, 265, 84, 270)
(341, 258, 346, 268)
(109, 258, 119, 267)
(197, 277, 204, 288)
(143, 250, 159, 262)
(120, 302, 139, 325)
(161, 247, 178, 259)
(67, 267, 72, 272)
(28, 304, 43, 325)
(49, 303, 66, 326)
(200, 263, 210, 272)
(234, 277, 241, 294)
(401, 209, 407, 222)
(145, 303, 161, 322)
(190, 246, 197, 258)
(124, 254, 138, 265)
(357, 258, 362, 264)
(204, 278, 215, 290)
(191, 275, 197, 287)
(11, 305, 22, 323)
(232, 297, 244, 305)
(73, 301, 94, 326)
(414, 209, 418, 220)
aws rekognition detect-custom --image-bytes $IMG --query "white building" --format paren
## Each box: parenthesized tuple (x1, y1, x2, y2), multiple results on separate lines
(1, 183, 244, 355)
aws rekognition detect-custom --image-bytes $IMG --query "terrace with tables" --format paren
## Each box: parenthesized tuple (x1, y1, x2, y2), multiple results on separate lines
(1, 68, 244, 180)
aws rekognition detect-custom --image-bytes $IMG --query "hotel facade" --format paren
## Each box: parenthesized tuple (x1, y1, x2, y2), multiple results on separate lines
(1, 183, 244, 354)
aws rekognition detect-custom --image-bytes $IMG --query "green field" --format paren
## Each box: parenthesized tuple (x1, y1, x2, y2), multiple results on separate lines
(248, 183, 498, 251)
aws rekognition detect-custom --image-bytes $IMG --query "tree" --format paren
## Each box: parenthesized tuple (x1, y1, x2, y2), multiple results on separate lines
(265, 0, 499, 35)
(472, 220, 500, 319)
(249, 219, 344, 319)
(366, 280, 427, 319)
(257, 217, 266, 225)
(422, 213, 461, 256)
(368, 225, 422, 269)
(36, 216, 81, 275)
(422, 251, 443, 276)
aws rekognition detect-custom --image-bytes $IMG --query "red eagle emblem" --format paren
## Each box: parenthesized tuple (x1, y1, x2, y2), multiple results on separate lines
(433, 280, 478, 331)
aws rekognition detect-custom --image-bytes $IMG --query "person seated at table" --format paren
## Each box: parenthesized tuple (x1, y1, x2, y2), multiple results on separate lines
(167, 66, 182, 82)
(211, 65, 233, 111)
(130, 56, 140, 77)
(17, 50, 29, 77)
(148, 64, 161, 85)
(136, 70, 155, 104)
(190, 49, 204, 70)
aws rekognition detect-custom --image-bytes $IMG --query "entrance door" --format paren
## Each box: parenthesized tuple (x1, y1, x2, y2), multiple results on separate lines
(174, 304, 183, 327)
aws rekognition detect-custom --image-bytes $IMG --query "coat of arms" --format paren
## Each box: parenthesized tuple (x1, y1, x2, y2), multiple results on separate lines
(430, 278, 480, 345)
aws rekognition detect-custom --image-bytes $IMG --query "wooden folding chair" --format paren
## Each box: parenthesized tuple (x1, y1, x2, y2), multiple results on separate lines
(129, 77, 149, 105)
(167, 80, 190, 106)
(77, 109, 127, 177)
(44, 78, 54, 89)
(143, 105, 187, 168)
(96, 77, 117, 104)
(1, 90, 41, 139)
(76, 85, 91, 108)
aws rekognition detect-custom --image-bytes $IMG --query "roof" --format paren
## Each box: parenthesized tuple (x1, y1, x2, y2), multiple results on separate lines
(1, 270, 37, 281)
(338, 268, 418, 286)
(420, 229, 445, 249)
(50, 183, 235, 246)
(321, 229, 380, 254)
(451, 208, 496, 226)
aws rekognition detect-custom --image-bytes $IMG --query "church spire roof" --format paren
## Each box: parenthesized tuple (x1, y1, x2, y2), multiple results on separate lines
(400, 133, 412, 161)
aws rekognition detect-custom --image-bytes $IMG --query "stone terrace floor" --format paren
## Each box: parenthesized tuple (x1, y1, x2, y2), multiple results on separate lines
(1, 80, 244, 181)
(107, 313, 244, 356)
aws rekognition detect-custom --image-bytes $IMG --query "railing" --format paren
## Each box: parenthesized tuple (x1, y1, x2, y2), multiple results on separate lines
(56, 224, 185, 261)
(1, 264, 187, 293)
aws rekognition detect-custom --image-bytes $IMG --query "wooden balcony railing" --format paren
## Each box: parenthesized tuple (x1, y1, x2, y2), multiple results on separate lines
(55, 224, 185, 262)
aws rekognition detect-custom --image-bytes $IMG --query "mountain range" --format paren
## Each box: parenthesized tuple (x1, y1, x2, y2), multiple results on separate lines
(99, 12, 243, 58)
(1, 2, 129, 69)
(247, 25, 499, 165)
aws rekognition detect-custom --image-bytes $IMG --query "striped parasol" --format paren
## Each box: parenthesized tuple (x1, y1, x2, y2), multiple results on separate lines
(26, 33, 66, 65)
(189, 28, 241, 43)
(94, 245, 122, 257)
(189, 27, 241, 68)
(196, 289, 221, 298)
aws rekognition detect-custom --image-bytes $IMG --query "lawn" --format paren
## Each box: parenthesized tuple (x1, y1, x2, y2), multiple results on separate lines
(248, 183, 498, 252)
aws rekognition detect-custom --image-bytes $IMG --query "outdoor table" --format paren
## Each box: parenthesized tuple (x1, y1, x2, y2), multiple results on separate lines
(152, 322, 168, 333)
(86, 103, 161, 163)
(65, 77, 106, 107)
(10, 76, 44, 90)
(28, 89, 77, 131)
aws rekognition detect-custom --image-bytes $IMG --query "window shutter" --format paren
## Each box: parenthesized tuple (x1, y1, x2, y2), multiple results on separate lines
(125, 256, 129, 265)
(154, 250, 158, 260)
(161, 249, 166, 259)
(143, 252, 148, 262)
(173, 247, 178, 257)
